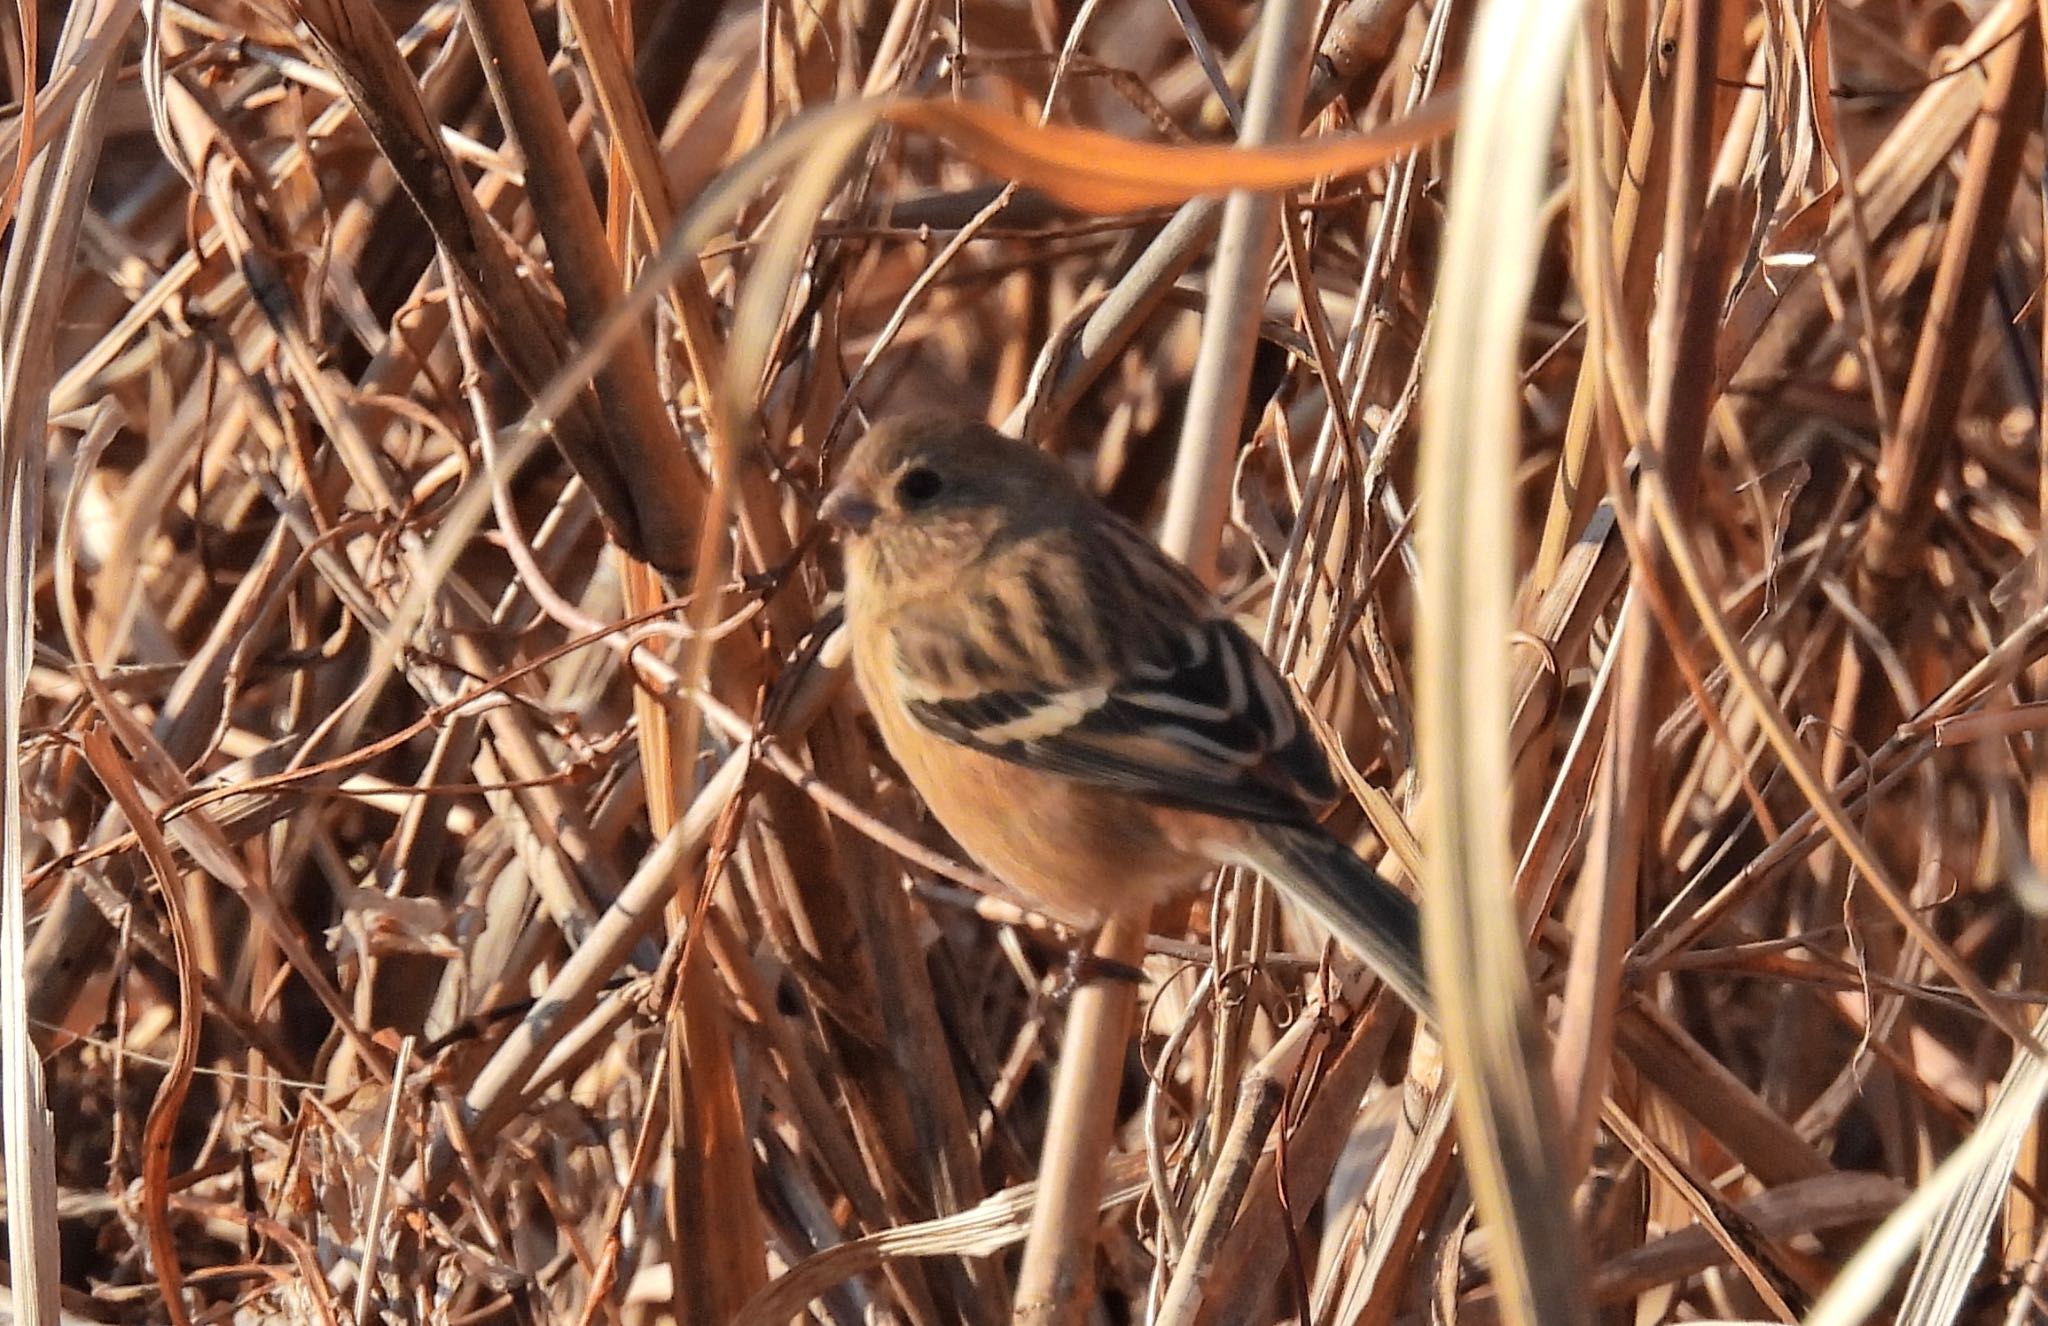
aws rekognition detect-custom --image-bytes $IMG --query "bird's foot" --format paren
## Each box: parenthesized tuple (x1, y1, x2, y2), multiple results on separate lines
(1052, 949, 1146, 1001)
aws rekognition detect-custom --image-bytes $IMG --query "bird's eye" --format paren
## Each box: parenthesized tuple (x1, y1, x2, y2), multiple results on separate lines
(896, 466, 944, 507)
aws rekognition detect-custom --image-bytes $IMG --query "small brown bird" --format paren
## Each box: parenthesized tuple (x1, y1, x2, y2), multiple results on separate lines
(822, 412, 1430, 1015)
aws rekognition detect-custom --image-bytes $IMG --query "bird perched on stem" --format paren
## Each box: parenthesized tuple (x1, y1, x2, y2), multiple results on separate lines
(822, 412, 1431, 1017)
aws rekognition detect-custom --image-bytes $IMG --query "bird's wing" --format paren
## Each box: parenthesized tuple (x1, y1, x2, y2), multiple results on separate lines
(888, 535, 1336, 824)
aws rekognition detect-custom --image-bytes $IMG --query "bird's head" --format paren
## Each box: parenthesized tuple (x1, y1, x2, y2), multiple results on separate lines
(822, 412, 1075, 594)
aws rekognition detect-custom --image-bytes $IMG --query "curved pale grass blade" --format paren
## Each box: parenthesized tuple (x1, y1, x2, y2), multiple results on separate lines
(1416, 2, 1591, 1325)
(1804, 1020, 2048, 1326)
(730, 1154, 1149, 1326)
(1891, 1009, 2048, 1326)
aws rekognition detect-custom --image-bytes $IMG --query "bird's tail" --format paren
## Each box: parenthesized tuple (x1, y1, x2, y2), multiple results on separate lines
(1227, 821, 1433, 1019)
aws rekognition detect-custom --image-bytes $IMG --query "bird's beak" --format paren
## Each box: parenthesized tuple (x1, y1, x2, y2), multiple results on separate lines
(820, 482, 878, 535)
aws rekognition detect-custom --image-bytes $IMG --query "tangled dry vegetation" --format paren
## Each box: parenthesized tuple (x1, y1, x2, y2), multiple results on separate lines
(6, 0, 2048, 1321)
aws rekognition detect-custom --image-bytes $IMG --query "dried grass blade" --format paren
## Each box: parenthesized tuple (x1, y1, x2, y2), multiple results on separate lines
(884, 92, 1459, 213)
(734, 1155, 1151, 1326)
(0, 0, 133, 1314)
(459, 0, 704, 557)
(1806, 1018, 2048, 1326)
(1636, 431, 2038, 1050)
(1168, 1006, 1422, 1326)
(1416, 0, 1591, 1322)
(285, 0, 653, 557)
(1455, 1173, 1908, 1321)
(1892, 1008, 2048, 1324)
(78, 725, 200, 1326)
(0, 486, 59, 1326)
(1862, 16, 2043, 589)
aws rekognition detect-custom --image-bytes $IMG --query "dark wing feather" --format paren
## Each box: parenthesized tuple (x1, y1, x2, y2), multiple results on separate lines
(895, 544, 1337, 824)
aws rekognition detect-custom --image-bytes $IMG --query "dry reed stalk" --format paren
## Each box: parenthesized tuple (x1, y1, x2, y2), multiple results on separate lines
(1419, 2, 1590, 1324)
(0, 7, 126, 1321)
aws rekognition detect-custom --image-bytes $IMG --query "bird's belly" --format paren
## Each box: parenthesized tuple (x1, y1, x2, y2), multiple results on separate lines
(868, 696, 1208, 927)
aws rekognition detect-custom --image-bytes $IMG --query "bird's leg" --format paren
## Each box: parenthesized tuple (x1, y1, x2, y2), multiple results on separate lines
(1054, 931, 1146, 999)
